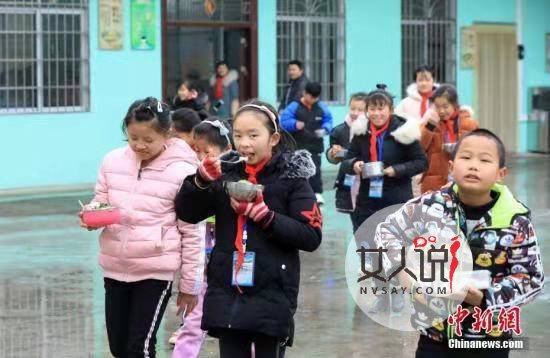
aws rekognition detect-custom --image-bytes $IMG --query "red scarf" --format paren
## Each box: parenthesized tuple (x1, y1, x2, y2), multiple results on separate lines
(214, 76, 224, 100)
(420, 90, 433, 118)
(369, 119, 390, 162)
(233, 157, 270, 293)
(444, 111, 459, 143)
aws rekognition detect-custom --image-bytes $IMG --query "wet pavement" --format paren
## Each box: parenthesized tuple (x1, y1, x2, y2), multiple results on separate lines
(0, 153, 549, 358)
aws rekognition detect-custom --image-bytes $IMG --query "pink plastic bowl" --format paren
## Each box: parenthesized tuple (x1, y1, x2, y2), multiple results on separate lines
(82, 208, 120, 228)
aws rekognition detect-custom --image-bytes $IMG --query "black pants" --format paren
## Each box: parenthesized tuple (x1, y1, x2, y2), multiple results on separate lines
(308, 152, 323, 194)
(218, 329, 286, 358)
(104, 278, 172, 358)
(416, 336, 510, 358)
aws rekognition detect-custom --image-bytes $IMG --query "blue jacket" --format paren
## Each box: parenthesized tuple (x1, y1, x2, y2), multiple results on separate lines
(280, 100, 333, 153)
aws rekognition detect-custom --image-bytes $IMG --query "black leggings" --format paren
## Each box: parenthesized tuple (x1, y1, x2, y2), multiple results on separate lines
(218, 329, 286, 358)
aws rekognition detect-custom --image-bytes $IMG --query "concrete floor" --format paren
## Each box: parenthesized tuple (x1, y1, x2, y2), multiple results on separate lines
(0, 154, 549, 358)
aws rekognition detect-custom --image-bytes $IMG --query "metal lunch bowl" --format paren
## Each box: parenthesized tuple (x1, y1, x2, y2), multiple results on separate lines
(224, 181, 264, 202)
(362, 161, 384, 178)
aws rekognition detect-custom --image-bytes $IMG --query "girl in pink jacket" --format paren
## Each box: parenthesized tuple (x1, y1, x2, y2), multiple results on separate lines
(79, 97, 203, 358)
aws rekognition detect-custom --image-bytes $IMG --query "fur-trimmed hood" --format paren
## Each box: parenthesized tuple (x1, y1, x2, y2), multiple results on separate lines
(281, 149, 316, 179)
(210, 69, 239, 87)
(350, 114, 421, 145)
(220, 149, 316, 180)
(405, 82, 440, 101)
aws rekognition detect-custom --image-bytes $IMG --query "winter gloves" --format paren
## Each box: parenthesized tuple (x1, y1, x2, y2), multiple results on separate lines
(230, 191, 274, 228)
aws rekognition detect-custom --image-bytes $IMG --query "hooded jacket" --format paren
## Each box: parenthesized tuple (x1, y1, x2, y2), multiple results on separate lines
(93, 138, 203, 295)
(175, 150, 322, 344)
(395, 83, 439, 122)
(342, 114, 428, 210)
(376, 183, 544, 343)
(420, 106, 478, 193)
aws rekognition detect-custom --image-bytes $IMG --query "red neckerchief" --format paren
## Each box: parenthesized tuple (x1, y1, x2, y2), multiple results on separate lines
(369, 119, 390, 162)
(420, 90, 433, 118)
(444, 111, 459, 143)
(214, 76, 224, 100)
(233, 157, 270, 293)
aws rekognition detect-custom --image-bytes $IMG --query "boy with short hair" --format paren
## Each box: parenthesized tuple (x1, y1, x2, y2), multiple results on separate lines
(375, 129, 544, 358)
(280, 81, 333, 204)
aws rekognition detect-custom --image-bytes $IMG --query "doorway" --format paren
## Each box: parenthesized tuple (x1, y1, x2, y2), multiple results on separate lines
(474, 25, 518, 151)
(161, 0, 257, 109)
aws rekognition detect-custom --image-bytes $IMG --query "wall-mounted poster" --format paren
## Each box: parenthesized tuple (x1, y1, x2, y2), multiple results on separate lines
(131, 0, 156, 50)
(99, 0, 123, 50)
(461, 26, 476, 69)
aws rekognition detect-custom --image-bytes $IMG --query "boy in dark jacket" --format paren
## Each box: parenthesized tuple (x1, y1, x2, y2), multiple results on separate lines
(376, 129, 544, 358)
(281, 82, 333, 204)
(326, 92, 368, 218)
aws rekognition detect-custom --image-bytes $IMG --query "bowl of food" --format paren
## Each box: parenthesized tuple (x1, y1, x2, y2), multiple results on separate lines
(225, 180, 264, 202)
(362, 161, 384, 178)
(81, 202, 121, 228)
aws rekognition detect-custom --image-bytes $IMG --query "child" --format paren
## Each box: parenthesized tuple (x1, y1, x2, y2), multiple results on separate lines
(326, 92, 368, 218)
(420, 84, 478, 193)
(175, 99, 322, 358)
(280, 81, 333, 205)
(172, 80, 210, 120)
(172, 119, 232, 357)
(395, 64, 438, 122)
(79, 97, 203, 357)
(171, 107, 202, 147)
(376, 129, 544, 358)
(341, 84, 428, 312)
(396, 65, 438, 197)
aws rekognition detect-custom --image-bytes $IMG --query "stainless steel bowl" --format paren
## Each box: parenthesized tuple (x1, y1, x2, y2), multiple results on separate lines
(362, 161, 384, 178)
(225, 181, 264, 202)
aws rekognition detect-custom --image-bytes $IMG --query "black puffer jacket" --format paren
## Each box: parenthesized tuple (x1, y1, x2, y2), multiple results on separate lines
(278, 74, 308, 112)
(341, 114, 428, 211)
(325, 121, 354, 212)
(171, 93, 210, 120)
(175, 150, 322, 344)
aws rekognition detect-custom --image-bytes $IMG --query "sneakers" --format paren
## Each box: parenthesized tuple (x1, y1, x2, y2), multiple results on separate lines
(169, 325, 185, 345)
(315, 193, 325, 206)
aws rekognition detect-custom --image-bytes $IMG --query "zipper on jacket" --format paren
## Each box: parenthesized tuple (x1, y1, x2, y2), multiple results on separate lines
(137, 168, 143, 180)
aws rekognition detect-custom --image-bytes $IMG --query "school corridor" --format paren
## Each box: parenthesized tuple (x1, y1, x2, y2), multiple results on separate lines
(0, 154, 548, 358)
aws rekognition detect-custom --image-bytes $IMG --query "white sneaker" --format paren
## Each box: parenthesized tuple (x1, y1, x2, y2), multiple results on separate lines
(169, 325, 185, 345)
(315, 193, 325, 206)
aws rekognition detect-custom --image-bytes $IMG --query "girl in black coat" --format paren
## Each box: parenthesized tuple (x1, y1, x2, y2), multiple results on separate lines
(341, 85, 428, 312)
(326, 92, 368, 218)
(175, 99, 322, 358)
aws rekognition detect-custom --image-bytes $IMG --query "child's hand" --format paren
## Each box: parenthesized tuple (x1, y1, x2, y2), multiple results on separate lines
(383, 166, 396, 177)
(177, 292, 198, 317)
(198, 155, 222, 182)
(353, 161, 364, 175)
(78, 211, 99, 231)
(427, 111, 441, 126)
(296, 121, 305, 130)
(463, 287, 484, 306)
(230, 190, 271, 223)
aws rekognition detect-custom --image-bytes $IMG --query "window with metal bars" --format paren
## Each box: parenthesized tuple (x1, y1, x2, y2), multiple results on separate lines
(277, 0, 345, 104)
(0, 0, 89, 114)
(401, 0, 456, 96)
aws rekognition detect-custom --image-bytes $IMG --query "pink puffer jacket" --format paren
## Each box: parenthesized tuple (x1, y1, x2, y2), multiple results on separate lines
(93, 138, 203, 295)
